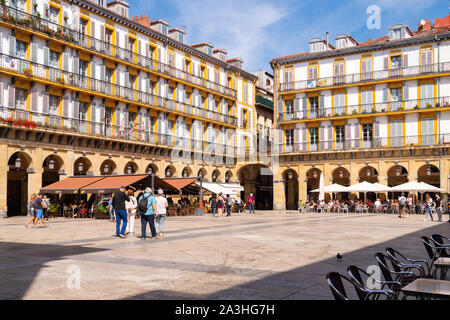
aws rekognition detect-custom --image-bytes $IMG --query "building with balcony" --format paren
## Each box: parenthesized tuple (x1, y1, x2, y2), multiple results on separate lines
(0, 0, 261, 217)
(271, 15, 450, 210)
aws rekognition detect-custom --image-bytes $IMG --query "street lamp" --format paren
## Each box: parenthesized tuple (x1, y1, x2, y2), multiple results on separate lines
(396, 168, 401, 177)
(287, 171, 293, 180)
(426, 167, 431, 176)
(104, 164, 109, 174)
(78, 162, 84, 173)
(166, 167, 171, 177)
(48, 159, 55, 170)
(339, 170, 343, 179)
(367, 169, 371, 177)
(127, 165, 132, 174)
(147, 166, 153, 174)
(212, 171, 217, 182)
(183, 169, 188, 177)
(15, 157, 22, 169)
(225, 173, 230, 183)
(313, 171, 317, 179)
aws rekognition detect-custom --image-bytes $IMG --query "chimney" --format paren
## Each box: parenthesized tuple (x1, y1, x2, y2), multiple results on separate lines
(227, 58, 244, 69)
(132, 14, 151, 28)
(326, 32, 329, 51)
(418, 19, 433, 32)
(213, 48, 227, 62)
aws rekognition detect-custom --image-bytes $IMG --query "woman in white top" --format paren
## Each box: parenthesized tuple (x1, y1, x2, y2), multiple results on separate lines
(155, 189, 168, 237)
(125, 188, 138, 235)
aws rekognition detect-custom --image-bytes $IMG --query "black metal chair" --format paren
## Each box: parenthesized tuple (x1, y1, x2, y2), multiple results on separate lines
(386, 247, 429, 277)
(431, 234, 450, 257)
(346, 265, 396, 300)
(326, 272, 358, 300)
(421, 236, 444, 275)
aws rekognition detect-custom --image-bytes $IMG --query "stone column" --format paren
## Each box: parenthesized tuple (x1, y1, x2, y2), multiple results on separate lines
(0, 144, 8, 218)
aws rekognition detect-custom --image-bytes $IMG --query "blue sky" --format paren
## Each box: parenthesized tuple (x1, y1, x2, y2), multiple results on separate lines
(129, 0, 449, 73)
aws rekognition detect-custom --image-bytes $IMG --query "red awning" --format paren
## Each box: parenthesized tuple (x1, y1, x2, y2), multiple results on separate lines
(162, 177, 199, 190)
(40, 176, 104, 194)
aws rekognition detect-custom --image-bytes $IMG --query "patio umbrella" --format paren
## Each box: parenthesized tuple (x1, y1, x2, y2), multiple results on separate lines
(346, 181, 387, 202)
(318, 173, 325, 201)
(311, 183, 348, 193)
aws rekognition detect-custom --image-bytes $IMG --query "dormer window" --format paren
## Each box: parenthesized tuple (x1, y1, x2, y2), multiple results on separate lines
(309, 39, 325, 53)
(161, 25, 168, 36)
(207, 47, 213, 56)
(335, 34, 358, 49)
(389, 24, 411, 41)
(336, 37, 348, 49)
(178, 33, 184, 43)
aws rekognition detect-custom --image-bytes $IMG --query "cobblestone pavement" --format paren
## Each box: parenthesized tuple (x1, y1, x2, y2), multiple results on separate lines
(0, 211, 448, 300)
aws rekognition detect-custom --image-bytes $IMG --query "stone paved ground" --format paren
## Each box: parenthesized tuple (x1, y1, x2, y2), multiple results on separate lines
(0, 211, 449, 300)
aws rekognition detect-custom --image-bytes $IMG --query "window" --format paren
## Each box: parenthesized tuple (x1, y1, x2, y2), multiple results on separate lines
(49, 6, 59, 24)
(334, 93, 345, 115)
(309, 127, 319, 150)
(362, 123, 373, 148)
(207, 47, 213, 56)
(168, 52, 175, 68)
(310, 41, 324, 53)
(79, 60, 88, 76)
(129, 75, 136, 89)
(15, 41, 27, 59)
(128, 112, 136, 127)
(15, 88, 27, 110)
(308, 66, 318, 80)
(178, 33, 184, 43)
(334, 63, 344, 85)
(79, 102, 88, 120)
(49, 95, 59, 116)
(243, 83, 248, 104)
(49, 50, 59, 68)
(128, 38, 135, 53)
(390, 88, 402, 111)
(79, 19, 88, 45)
(390, 120, 403, 147)
(421, 118, 434, 145)
(390, 28, 402, 40)
(361, 59, 373, 81)
(105, 29, 113, 44)
(285, 129, 294, 151)
(105, 68, 113, 83)
(420, 50, 433, 73)
(420, 83, 434, 108)
(11, 0, 26, 11)
(336, 38, 348, 49)
(105, 107, 113, 125)
(361, 90, 373, 113)
(284, 70, 293, 90)
(335, 125, 345, 150)
(390, 55, 402, 77)
(161, 25, 168, 36)
(309, 97, 319, 118)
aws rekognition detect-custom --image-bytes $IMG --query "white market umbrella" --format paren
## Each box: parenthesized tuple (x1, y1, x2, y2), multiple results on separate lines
(318, 173, 325, 201)
(346, 181, 386, 193)
(372, 183, 392, 192)
(418, 182, 444, 193)
(390, 181, 432, 192)
(311, 183, 348, 193)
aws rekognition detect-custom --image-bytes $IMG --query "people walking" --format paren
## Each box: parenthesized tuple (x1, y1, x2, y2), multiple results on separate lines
(108, 196, 115, 222)
(406, 193, 413, 217)
(216, 192, 224, 219)
(424, 193, 434, 222)
(435, 194, 443, 222)
(25, 194, 37, 228)
(139, 187, 157, 240)
(125, 187, 138, 236)
(247, 193, 255, 214)
(209, 194, 217, 217)
(112, 186, 130, 238)
(155, 189, 168, 237)
(398, 193, 406, 218)
(42, 195, 50, 221)
(33, 194, 48, 228)
(226, 194, 232, 217)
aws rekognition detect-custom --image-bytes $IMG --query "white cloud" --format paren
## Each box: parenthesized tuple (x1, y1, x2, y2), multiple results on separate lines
(168, 0, 291, 71)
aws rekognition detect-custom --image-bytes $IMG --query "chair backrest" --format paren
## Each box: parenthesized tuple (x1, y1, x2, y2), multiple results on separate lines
(421, 236, 436, 261)
(347, 266, 369, 301)
(385, 248, 403, 273)
(375, 252, 395, 282)
(326, 272, 351, 300)
(431, 234, 449, 257)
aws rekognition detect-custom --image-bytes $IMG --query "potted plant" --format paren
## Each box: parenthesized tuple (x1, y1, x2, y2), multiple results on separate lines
(413, 105, 419, 110)
(33, 2, 38, 12)
(371, 107, 377, 113)
(56, 77, 65, 85)
(352, 109, 357, 115)
(397, 107, 404, 111)
(435, 103, 441, 108)
(426, 103, 432, 109)
(22, 67, 32, 77)
(48, 203, 60, 217)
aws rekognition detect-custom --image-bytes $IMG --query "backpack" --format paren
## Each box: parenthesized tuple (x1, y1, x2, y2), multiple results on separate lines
(32, 198, 41, 209)
(138, 195, 151, 213)
(399, 197, 406, 206)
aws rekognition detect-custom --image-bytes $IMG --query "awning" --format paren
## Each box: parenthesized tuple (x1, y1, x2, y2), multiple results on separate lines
(162, 177, 200, 195)
(40, 176, 103, 194)
(219, 183, 244, 193)
(80, 174, 176, 194)
(195, 182, 238, 196)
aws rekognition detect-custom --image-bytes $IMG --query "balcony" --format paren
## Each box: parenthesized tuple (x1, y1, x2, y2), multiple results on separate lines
(277, 134, 450, 154)
(277, 96, 450, 122)
(279, 62, 450, 93)
(0, 106, 239, 158)
(0, 52, 237, 127)
(0, 5, 237, 99)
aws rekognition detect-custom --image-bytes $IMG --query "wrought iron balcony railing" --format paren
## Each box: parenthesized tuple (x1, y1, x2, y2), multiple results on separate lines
(279, 62, 450, 93)
(277, 134, 450, 154)
(0, 106, 239, 158)
(0, 5, 237, 99)
(277, 96, 450, 122)
(0, 53, 237, 126)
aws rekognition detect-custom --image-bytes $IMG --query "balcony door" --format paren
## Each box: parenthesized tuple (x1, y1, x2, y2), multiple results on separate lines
(334, 92, 345, 115)
(362, 123, 373, 148)
(309, 97, 319, 119)
(390, 88, 402, 111)
(419, 83, 433, 108)
(361, 90, 373, 113)
(390, 120, 403, 147)
(421, 118, 434, 146)
(390, 55, 402, 78)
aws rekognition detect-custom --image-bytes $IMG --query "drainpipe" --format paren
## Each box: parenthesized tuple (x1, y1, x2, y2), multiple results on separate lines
(435, 35, 444, 197)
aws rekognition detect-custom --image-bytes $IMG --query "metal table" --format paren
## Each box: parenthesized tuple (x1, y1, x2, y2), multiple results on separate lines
(402, 279, 450, 300)
(434, 257, 450, 280)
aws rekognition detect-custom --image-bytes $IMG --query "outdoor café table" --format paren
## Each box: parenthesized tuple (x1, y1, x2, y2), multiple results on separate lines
(401, 279, 450, 300)
(434, 258, 450, 280)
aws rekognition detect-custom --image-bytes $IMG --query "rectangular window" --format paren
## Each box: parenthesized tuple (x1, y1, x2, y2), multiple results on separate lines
(15, 88, 27, 110)
(49, 95, 59, 116)
(79, 102, 88, 120)
(49, 50, 59, 68)
(420, 50, 433, 73)
(420, 83, 434, 108)
(361, 59, 372, 81)
(390, 88, 402, 111)
(15, 40, 27, 59)
(361, 90, 373, 113)
(284, 70, 293, 90)
(129, 75, 136, 89)
(308, 66, 318, 80)
(362, 123, 373, 148)
(309, 127, 319, 151)
(243, 83, 248, 104)
(49, 6, 59, 24)
(390, 55, 402, 78)
(285, 129, 294, 152)
(105, 68, 113, 83)
(334, 63, 344, 85)
(285, 99, 293, 121)
(79, 19, 88, 45)
(335, 125, 345, 150)
(105, 29, 113, 44)
(390, 120, 403, 147)
(334, 92, 345, 115)
(309, 97, 319, 118)
(421, 118, 434, 145)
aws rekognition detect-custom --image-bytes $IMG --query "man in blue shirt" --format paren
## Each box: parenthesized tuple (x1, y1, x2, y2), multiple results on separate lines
(139, 187, 158, 240)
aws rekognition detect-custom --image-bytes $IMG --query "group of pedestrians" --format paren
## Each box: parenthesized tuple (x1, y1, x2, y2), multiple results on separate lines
(209, 193, 256, 218)
(25, 194, 48, 228)
(111, 186, 168, 239)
